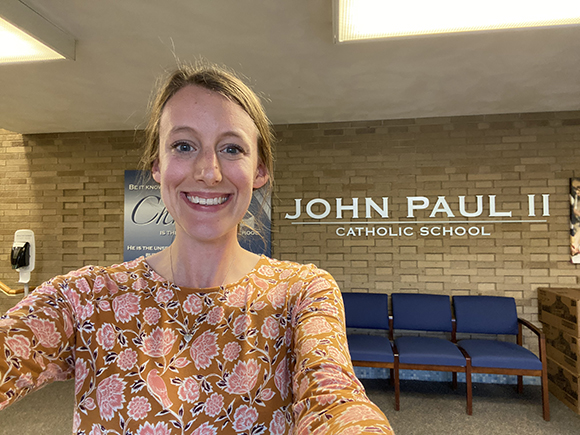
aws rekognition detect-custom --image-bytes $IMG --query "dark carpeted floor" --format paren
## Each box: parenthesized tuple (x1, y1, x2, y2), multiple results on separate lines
(1, 378, 580, 434)
(363, 378, 580, 435)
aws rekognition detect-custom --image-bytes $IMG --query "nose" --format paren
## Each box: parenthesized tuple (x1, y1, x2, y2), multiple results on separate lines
(194, 149, 222, 185)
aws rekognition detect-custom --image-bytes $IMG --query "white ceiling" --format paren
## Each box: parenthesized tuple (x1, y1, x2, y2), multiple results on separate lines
(1, 0, 579, 135)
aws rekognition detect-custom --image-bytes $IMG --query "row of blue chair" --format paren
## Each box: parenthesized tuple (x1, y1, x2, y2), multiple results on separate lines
(342, 292, 549, 421)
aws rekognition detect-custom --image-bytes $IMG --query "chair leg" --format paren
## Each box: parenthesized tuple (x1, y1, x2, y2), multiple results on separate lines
(389, 368, 394, 386)
(517, 375, 523, 394)
(394, 361, 400, 411)
(466, 365, 472, 416)
(541, 369, 550, 421)
(452, 372, 458, 390)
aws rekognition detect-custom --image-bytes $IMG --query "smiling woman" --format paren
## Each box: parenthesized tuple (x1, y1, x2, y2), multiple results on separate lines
(0, 63, 394, 435)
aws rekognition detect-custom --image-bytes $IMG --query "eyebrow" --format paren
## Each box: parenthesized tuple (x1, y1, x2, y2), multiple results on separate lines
(167, 125, 253, 142)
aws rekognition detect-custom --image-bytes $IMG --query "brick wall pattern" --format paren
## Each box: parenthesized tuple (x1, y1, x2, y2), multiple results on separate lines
(1, 112, 580, 338)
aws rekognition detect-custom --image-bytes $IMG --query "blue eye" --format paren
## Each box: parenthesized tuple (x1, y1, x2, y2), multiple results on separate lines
(223, 144, 244, 155)
(173, 142, 193, 153)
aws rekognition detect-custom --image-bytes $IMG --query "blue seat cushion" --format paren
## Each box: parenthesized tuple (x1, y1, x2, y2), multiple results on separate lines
(343, 293, 390, 330)
(392, 293, 453, 332)
(458, 339, 542, 370)
(453, 296, 518, 335)
(395, 336, 466, 366)
(347, 334, 395, 363)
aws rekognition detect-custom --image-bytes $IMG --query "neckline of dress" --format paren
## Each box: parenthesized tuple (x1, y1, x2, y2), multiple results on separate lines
(142, 254, 269, 291)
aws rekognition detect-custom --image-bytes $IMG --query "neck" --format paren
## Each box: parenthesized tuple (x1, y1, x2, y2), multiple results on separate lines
(156, 235, 259, 289)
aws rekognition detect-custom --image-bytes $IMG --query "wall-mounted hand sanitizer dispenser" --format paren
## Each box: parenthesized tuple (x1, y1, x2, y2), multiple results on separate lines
(11, 241, 30, 269)
(11, 230, 35, 296)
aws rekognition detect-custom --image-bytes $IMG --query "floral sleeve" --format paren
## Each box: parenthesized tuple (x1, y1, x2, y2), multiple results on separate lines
(0, 276, 77, 410)
(290, 267, 395, 435)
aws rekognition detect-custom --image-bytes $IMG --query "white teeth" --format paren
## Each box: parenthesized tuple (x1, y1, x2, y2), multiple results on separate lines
(187, 195, 228, 206)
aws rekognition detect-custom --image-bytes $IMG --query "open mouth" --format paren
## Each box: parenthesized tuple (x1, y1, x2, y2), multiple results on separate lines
(186, 195, 229, 206)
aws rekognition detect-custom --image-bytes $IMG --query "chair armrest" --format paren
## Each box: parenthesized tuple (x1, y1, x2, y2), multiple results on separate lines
(518, 318, 548, 365)
(391, 341, 399, 357)
(456, 345, 471, 364)
(518, 318, 543, 337)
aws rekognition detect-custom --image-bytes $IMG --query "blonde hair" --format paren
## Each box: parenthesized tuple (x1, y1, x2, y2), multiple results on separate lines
(139, 63, 274, 187)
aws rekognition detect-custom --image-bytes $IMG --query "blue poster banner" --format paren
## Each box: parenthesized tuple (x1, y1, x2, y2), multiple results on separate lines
(124, 170, 271, 262)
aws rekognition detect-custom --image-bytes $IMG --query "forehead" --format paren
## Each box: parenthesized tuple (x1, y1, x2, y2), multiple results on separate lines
(159, 85, 258, 139)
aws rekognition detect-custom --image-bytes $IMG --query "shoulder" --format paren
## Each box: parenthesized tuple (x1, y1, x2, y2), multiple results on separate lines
(258, 256, 331, 280)
(256, 256, 338, 295)
(43, 256, 164, 296)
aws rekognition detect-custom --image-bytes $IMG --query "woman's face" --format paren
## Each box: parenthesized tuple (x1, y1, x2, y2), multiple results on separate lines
(152, 85, 268, 244)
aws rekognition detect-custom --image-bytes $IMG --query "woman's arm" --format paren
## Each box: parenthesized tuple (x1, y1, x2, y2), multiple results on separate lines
(0, 277, 76, 410)
(290, 267, 395, 434)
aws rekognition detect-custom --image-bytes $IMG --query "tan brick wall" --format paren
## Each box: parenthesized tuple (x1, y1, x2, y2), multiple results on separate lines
(0, 129, 142, 313)
(272, 111, 580, 330)
(1, 111, 580, 329)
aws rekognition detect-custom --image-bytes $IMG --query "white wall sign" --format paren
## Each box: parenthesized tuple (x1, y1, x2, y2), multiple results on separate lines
(285, 194, 550, 238)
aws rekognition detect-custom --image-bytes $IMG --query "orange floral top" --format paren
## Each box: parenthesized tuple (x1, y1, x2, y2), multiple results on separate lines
(0, 256, 394, 435)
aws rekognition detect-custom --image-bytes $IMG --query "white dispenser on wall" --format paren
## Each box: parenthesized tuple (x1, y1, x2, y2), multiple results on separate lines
(11, 229, 35, 296)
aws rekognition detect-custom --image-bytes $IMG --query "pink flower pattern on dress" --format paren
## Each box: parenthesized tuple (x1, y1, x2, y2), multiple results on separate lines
(88, 424, 103, 435)
(117, 348, 138, 371)
(142, 328, 177, 358)
(233, 404, 259, 432)
(113, 272, 129, 283)
(190, 331, 219, 369)
(225, 285, 252, 308)
(93, 275, 106, 293)
(204, 393, 223, 417)
(261, 316, 279, 339)
(274, 357, 290, 399)
(207, 306, 223, 325)
(132, 278, 148, 291)
(5, 335, 31, 359)
(334, 404, 386, 426)
(270, 409, 287, 435)
(24, 318, 61, 348)
(223, 342, 241, 362)
(192, 422, 217, 435)
(225, 359, 260, 395)
(183, 294, 203, 314)
(143, 307, 161, 325)
(127, 396, 150, 421)
(96, 323, 116, 350)
(112, 293, 140, 323)
(75, 359, 90, 394)
(233, 314, 251, 336)
(15, 372, 34, 389)
(77, 278, 92, 294)
(98, 300, 111, 312)
(313, 364, 354, 391)
(301, 317, 332, 335)
(0, 256, 393, 435)
(154, 287, 174, 305)
(267, 283, 288, 309)
(177, 377, 200, 403)
(136, 421, 171, 435)
(84, 397, 96, 410)
(96, 374, 126, 421)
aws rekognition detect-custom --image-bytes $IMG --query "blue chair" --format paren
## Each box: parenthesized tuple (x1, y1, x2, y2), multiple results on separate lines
(453, 295, 549, 421)
(392, 293, 472, 414)
(342, 292, 399, 410)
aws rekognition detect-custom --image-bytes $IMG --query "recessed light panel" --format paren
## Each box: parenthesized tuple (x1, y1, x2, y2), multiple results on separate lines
(0, 0, 75, 64)
(0, 16, 64, 63)
(334, 0, 580, 42)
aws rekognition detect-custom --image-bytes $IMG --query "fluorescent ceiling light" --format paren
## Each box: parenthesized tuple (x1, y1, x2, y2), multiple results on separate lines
(0, 0, 75, 64)
(334, 0, 580, 43)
